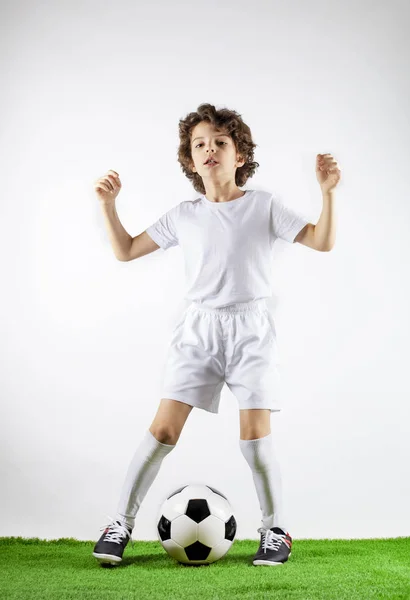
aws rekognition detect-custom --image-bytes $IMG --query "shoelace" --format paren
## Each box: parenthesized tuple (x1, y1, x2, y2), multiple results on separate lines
(100, 515, 135, 548)
(257, 527, 284, 552)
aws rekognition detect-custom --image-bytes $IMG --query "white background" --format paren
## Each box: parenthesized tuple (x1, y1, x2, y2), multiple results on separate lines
(1, 0, 409, 543)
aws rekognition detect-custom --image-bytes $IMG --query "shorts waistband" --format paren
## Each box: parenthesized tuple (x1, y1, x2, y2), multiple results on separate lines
(187, 298, 268, 315)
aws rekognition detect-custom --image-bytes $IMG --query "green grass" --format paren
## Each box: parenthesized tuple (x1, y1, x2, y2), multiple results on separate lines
(0, 536, 409, 599)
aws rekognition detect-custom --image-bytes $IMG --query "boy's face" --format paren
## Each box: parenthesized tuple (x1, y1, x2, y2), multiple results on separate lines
(189, 121, 245, 180)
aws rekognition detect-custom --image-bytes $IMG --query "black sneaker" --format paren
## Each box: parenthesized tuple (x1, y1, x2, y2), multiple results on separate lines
(252, 526, 293, 566)
(93, 516, 134, 566)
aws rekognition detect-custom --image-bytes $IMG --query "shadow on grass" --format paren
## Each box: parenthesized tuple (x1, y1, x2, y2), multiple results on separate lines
(100, 550, 268, 569)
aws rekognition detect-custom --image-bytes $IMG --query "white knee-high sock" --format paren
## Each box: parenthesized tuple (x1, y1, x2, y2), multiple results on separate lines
(115, 430, 175, 529)
(239, 432, 287, 532)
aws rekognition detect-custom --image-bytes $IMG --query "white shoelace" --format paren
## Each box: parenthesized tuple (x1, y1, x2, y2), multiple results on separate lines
(257, 527, 284, 552)
(100, 515, 135, 548)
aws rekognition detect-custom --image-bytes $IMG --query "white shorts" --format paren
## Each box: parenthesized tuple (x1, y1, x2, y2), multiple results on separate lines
(160, 298, 282, 414)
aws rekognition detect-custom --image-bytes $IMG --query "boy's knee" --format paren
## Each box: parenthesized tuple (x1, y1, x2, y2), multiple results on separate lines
(149, 426, 178, 445)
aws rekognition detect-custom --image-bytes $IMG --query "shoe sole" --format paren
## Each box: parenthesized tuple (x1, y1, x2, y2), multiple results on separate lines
(93, 552, 122, 565)
(253, 552, 291, 566)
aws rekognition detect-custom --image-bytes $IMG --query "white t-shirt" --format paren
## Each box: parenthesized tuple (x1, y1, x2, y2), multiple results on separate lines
(145, 188, 309, 309)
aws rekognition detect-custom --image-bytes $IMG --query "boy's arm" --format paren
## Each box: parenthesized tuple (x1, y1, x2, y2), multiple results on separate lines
(294, 191, 336, 251)
(100, 202, 160, 261)
(124, 231, 161, 261)
(294, 223, 325, 251)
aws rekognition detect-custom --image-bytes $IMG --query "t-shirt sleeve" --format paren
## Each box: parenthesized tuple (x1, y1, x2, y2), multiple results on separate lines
(270, 193, 310, 244)
(145, 203, 181, 250)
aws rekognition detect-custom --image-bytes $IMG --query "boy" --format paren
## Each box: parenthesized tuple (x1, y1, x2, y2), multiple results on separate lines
(92, 104, 340, 566)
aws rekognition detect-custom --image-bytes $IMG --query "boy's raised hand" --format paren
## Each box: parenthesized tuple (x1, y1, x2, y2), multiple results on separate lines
(94, 170, 122, 205)
(316, 154, 341, 193)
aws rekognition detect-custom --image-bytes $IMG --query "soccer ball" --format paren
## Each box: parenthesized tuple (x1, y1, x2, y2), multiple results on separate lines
(156, 483, 237, 565)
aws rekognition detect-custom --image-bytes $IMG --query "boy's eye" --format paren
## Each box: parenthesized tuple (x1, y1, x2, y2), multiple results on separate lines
(195, 141, 226, 148)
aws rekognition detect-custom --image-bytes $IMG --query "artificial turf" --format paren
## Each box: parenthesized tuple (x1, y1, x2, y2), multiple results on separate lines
(0, 536, 409, 599)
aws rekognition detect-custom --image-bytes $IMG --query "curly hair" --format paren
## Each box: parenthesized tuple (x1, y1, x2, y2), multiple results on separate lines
(177, 103, 260, 195)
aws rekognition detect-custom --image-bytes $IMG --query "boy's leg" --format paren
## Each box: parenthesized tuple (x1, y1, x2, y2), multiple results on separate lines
(93, 400, 194, 564)
(239, 409, 287, 532)
(116, 399, 193, 528)
(115, 430, 175, 528)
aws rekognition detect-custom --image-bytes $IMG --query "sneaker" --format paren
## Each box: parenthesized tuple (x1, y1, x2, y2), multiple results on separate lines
(252, 526, 293, 566)
(92, 516, 134, 566)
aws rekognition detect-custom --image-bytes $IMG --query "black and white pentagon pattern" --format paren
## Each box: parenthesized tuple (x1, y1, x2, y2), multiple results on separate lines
(157, 483, 237, 565)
